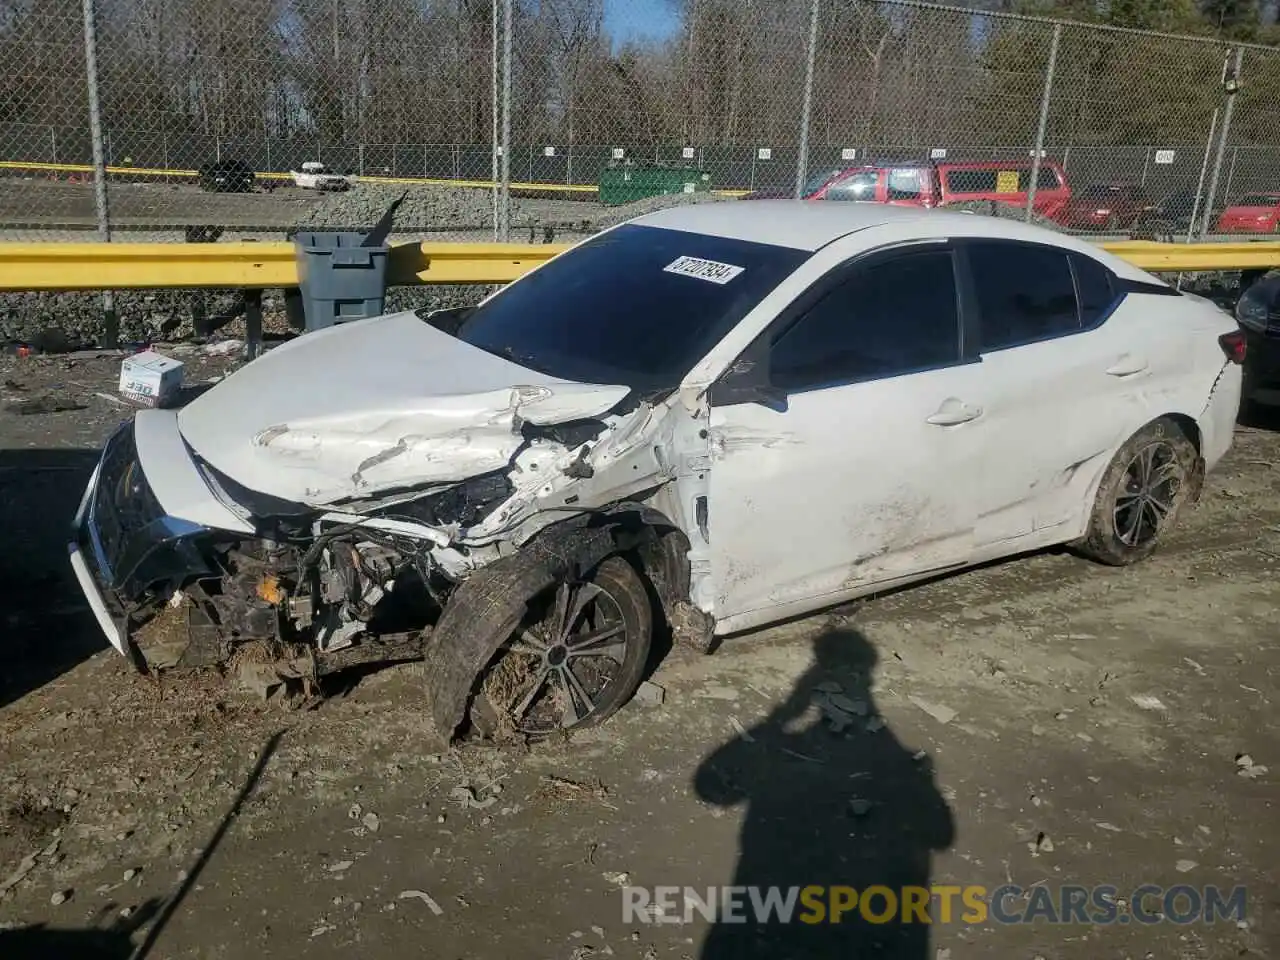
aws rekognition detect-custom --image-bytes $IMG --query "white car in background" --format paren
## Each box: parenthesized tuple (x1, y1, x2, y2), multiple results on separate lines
(290, 161, 353, 191)
(69, 202, 1244, 741)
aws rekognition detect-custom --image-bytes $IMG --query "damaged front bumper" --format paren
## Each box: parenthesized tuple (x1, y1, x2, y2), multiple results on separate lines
(68, 421, 213, 662)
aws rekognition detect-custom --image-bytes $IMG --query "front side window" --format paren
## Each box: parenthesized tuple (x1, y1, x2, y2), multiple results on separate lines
(452, 225, 810, 392)
(802, 168, 845, 197)
(968, 241, 1080, 351)
(768, 250, 961, 391)
(824, 171, 878, 201)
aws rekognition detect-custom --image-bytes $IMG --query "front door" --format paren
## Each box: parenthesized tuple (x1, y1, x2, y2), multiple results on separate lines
(706, 246, 989, 626)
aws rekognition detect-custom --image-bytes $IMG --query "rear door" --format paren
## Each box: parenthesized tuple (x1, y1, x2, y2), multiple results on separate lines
(955, 239, 1165, 543)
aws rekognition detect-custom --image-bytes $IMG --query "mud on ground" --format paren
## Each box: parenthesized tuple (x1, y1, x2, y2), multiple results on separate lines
(0, 354, 1276, 959)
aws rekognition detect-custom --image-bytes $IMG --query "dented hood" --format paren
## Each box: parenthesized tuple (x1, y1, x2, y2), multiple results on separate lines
(177, 311, 629, 505)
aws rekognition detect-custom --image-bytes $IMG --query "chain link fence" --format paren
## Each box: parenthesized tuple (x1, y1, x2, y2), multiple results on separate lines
(3, 0, 1280, 241)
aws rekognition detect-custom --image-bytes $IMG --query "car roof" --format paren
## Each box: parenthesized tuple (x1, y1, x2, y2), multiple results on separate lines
(626, 200, 1078, 252)
(625, 200, 1157, 282)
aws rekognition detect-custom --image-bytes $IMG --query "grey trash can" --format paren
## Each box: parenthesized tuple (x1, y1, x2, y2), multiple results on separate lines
(294, 230, 390, 331)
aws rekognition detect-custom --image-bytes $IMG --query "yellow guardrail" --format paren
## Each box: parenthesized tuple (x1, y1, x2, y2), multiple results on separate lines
(0, 241, 567, 290)
(0, 239, 1276, 293)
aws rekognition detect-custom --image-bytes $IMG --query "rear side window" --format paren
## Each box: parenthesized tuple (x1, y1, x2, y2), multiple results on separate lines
(946, 169, 999, 193)
(769, 250, 960, 391)
(1072, 255, 1116, 326)
(968, 241, 1079, 351)
(1018, 167, 1062, 191)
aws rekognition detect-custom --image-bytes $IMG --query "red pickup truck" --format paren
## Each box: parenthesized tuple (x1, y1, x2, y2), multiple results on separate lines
(754, 159, 1072, 219)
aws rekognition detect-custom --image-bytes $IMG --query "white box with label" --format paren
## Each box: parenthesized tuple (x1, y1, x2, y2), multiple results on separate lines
(119, 350, 185, 407)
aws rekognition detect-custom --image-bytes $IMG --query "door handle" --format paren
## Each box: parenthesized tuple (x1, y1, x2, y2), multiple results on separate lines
(927, 398, 983, 426)
(1106, 354, 1149, 377)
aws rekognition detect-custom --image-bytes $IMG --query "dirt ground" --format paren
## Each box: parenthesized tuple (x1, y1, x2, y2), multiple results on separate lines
(0, 352, 1276, 960)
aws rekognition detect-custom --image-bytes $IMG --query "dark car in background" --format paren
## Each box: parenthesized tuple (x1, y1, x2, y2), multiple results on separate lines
(1056, 183, 1151, 231)
(197, 159, 256, 193)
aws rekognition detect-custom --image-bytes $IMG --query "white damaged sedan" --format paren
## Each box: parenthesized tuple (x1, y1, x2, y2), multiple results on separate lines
(69, 201, 1244, 739)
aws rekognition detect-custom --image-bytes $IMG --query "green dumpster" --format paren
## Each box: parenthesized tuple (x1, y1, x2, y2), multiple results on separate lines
(597, 161, 712, 206)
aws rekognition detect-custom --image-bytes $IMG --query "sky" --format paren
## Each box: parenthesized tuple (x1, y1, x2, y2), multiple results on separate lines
(604, 0, 682, 44)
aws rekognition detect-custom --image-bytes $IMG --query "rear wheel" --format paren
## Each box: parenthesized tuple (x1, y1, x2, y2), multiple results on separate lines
(471, 556, 652, 738)
(1075, 418, 1199, 566)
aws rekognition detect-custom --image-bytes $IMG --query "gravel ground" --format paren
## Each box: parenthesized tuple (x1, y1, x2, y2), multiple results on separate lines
(0, 357, 1276, 959)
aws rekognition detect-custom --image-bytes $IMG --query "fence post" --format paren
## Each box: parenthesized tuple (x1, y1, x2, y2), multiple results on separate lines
(1201, 46, 1243, 239)
(1223, 146, 1239, 205)
(1188, 108, 1219, 244)
(794, 0, 821, 199)
(491, 0, 499, 240)
(81, 0, 115, 347)
(1025, 22, 1062, 222)
(50, 126, 58, 164)
(499, 0, 513, 242)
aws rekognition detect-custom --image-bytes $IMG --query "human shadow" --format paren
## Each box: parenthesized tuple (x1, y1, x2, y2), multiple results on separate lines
(0, 899, 163, 960)
(694, 627, 955, 960)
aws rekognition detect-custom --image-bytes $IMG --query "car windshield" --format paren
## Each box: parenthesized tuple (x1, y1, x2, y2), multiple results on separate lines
(453, 224, 810, 391)
(1236, 194, 1280, 206)
(801, 168, 844, 196)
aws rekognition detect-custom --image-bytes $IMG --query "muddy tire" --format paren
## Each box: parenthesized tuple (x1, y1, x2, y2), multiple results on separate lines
(1074, 418, 1199, 566)
(470, 556, 652, 739)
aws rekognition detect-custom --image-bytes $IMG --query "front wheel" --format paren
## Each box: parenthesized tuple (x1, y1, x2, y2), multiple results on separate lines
(1074, 418, 1199, 566)
(471, 556, 652, 738)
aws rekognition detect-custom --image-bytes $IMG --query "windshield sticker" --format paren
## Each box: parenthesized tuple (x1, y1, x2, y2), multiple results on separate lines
(663, 256, 745, 285)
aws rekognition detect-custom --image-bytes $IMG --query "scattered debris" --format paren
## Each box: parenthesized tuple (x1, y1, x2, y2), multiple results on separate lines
(1028, 832, 1054, 855)
(728, 717, 755, 742)
(848, 798, 872, 817)
(1175, 859, 1197, 873)
(779, 747, 823, 764)
(1095, 822, 1123, 833)
(633, 681, 666, 707)
(327, 860, 354, 874)
(310, 923, 335, 938)
(397, 889, 444, 915)
(123, 867, 138, 881)
(697, 684, 740, 701)
(537, 775, 614, 808)
(1237, 754, 1268, 779)
(361, 812, 380, 833)
(0, 836, 60, 897)
(449, 782, 502, 810)
(936, 949, 952, 960)
(828, 693, 869, 717)
(49, 889, 69, 906)
(1129, 694, 1168, 712)
(602, 871, 631, 887)
(909, 696, 957, 725)
(118, 349, 184, 407)
(202, 339, 244, 357)
(1183, 657, 1206, 676)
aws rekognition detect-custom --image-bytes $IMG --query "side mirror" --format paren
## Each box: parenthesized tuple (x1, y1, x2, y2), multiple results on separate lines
(709, 356, 788, 412)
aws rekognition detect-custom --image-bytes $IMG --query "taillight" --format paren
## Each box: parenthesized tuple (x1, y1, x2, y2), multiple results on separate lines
(1219, 330, 1247, 364)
